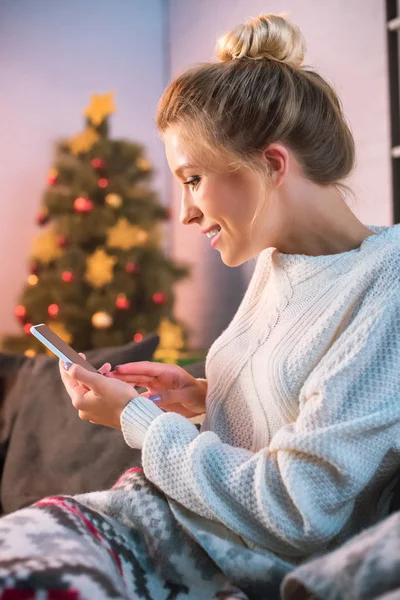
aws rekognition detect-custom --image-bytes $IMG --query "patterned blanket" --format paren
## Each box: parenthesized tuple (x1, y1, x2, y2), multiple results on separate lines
(0, 466, 399, 599)
(0, 468, 257, 599)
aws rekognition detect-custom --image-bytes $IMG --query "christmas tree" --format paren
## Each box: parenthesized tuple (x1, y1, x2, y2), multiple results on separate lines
(2, 92, 189, 358)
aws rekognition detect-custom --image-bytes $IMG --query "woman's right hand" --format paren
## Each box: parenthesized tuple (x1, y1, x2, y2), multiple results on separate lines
(107, 361, 207, 418)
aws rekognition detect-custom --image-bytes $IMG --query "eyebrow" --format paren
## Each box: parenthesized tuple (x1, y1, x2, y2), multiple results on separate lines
(174, 164, 196, 177)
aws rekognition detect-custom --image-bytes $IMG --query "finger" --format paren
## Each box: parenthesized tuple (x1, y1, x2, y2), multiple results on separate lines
(114, 361, 169, 376)
(98, 362, 112, 375)
(67, 364, 106, 394)
(78, 352, 86, 359)
(59, 359, 80, 390)
(109, 374, 158, 387)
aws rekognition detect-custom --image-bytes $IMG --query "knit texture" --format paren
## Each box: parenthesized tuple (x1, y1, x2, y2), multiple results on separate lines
(121, 223, 400, 565)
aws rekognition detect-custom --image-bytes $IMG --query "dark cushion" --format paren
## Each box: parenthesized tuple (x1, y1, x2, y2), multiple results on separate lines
(0, 334, 159, 514)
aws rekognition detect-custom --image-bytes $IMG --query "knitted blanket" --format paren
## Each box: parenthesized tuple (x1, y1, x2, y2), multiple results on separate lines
(0, 468, 277, 599)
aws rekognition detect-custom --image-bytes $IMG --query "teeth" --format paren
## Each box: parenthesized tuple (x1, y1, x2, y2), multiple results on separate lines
(206, 226, 221, 239)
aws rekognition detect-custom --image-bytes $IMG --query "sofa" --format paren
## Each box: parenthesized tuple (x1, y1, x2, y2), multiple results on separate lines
(0, 333, 205, 515)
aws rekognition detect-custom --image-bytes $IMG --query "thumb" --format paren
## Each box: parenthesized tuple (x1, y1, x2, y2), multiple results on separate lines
(67, 364, 105, 393)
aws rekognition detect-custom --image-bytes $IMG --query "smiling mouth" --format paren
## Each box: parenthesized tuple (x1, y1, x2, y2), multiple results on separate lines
(205, 225, 221, 239)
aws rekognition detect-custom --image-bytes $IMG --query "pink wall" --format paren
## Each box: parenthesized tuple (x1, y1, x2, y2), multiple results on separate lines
(0, 0, 169, 339)
(168, 0, 392, 349)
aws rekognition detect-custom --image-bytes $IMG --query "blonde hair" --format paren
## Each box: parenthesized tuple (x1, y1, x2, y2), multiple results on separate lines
(156, 13, 356, 226)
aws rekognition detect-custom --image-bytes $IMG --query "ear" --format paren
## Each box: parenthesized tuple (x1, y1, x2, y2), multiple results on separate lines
(261, 143, 289, 188)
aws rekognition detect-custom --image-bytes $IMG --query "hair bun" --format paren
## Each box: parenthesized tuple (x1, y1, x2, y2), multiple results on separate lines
(216, 13, 306, 68)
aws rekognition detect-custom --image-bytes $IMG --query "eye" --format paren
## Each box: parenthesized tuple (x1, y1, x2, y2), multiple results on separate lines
(183, 176, 201, 191)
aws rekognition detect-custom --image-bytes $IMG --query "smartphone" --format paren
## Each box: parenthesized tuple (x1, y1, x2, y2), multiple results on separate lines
(30, 324, 98, 373)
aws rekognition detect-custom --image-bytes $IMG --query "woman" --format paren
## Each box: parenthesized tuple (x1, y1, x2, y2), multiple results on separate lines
(0, 13, 399, 600)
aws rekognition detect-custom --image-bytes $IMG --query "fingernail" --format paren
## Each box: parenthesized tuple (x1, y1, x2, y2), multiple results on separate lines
(149, 394, 162, 403)
(63, 362, 72, 371)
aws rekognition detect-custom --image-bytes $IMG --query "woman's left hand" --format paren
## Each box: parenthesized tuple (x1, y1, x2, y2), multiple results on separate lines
(59, 357, 139, 429)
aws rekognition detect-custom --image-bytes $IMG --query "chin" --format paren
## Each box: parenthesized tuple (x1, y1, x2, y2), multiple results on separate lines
(220, 250, 251, 268)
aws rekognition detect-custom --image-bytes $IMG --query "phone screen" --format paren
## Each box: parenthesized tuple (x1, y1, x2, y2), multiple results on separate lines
(30, 324, 98, 372)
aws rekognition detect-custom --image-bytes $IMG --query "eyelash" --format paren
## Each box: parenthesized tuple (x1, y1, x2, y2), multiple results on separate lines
(183, 176, 201, 191)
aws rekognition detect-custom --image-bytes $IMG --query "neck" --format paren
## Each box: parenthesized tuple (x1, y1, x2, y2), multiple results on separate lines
(267, 181, 374, 257)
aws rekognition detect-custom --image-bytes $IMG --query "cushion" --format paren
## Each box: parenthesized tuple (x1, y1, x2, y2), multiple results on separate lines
(0, 333, 159, 514)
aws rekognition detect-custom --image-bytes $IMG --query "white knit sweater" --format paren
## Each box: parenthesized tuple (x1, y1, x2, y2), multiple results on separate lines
(120, 223, 400, 565)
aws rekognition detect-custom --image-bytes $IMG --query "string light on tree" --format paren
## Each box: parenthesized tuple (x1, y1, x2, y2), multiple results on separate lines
(105, 193, 122, 209)
(24, 349, 36, 357)
(14, 305, 27, 322)
(74, 196, 94, 213)
(61, 271, 74, 283)
(133, 332, 144, 343)
(91, 158, 105, 170)
(27, 275, 39, 286)
(115, 293, 130, 310)
(48, 303, 59, 318)
(98, 178, 108, 188)
(152, 292, 167, 304)
(136, 157, 152, 171)
(36, 211, 49, 226)
(24, 323, 33, 335)
(47, 167, 58, 185)
(92, 311, 113, 329)
(125, 261, 138, 274)
(57, 235, 69, 248)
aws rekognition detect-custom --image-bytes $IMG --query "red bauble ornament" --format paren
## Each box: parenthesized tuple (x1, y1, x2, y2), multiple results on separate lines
(98, 178, 108, 188)
(36, 212, 49, 226)
(61, 271, 74, 283)
(116, 294, 130, 310)
(24, 323, 33, 335)
(48, 303, 59, 318)
(74, 197, 94, 213)
(133, 332, 144, 343)
(15, 305, 26, 321)
(91, 158, 105, 170)
(152, 292, 167, 305)
(125, 262, 138, 274)
(58, 235, 69, 248)
(48, 175, 57, 185)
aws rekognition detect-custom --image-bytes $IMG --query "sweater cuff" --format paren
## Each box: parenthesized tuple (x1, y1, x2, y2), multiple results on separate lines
(120, 396, 164, 449)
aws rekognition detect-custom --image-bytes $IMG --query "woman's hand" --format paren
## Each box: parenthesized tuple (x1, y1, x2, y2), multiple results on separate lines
(108, 361, 207, 418)
(59, 356, 139, 429)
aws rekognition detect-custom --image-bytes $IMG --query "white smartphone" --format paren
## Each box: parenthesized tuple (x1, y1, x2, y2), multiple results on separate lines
(30, 323, 98, 373)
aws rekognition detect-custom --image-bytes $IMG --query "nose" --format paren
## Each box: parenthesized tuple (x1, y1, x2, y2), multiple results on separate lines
(179, 193, 203, 225)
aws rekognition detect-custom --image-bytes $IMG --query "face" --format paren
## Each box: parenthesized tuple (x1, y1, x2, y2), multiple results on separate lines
(164, 129, 268, 267)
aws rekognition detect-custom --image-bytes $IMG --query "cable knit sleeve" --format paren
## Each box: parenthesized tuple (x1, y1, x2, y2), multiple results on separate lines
(121, 293, 400, 557)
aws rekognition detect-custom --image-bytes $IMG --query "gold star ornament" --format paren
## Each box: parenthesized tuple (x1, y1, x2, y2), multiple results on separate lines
(157, 318, 185, 350)
(84, 92, 116, 126)
(107, 218, 148, 250)
(68, 128, 100, 155)
(85, 248, 117, 288)
(31, 228, 63, 264)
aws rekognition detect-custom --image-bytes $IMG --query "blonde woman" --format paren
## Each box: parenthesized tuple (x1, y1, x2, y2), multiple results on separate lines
(0, 13, 400, 600)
